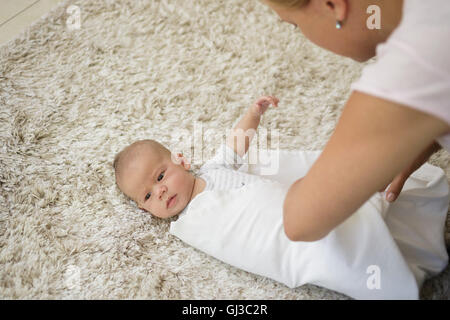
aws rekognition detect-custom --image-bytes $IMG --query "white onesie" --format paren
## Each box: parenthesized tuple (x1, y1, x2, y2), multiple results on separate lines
(177, 143, 268, 216)
(170, 145, 449, 299)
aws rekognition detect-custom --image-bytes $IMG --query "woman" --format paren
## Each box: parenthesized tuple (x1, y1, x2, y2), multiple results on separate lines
(260, 0, 450, 241)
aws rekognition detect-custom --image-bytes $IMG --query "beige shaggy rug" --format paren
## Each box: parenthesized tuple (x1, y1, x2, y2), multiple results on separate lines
(0, 0, 449, 299)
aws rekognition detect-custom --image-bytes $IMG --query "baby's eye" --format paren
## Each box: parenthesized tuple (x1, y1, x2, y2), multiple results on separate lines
(145, 192, 151, 201)
(157, 172, 164, 181)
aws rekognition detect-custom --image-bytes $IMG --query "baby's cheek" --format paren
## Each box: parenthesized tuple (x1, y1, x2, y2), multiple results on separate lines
(172, 171, 190, 192)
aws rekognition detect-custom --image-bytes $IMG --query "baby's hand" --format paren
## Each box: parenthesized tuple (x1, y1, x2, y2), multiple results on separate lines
(251, 95, 279, 116)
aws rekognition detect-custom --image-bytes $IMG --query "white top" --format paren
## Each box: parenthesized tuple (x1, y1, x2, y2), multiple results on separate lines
(178, 143, 268, 216)
(351, 0, 450, 152)
(198, 144, 264, 191)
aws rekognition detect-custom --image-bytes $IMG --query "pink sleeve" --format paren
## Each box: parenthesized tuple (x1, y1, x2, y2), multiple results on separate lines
(350, 39, 450, 152)
(351, 39, 450, 126)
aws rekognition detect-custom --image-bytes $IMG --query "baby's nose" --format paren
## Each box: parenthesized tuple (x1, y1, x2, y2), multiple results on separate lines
(158, 185, 168, 199)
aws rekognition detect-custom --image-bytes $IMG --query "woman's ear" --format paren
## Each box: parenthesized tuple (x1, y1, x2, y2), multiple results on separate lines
(324, 0, 348, 22)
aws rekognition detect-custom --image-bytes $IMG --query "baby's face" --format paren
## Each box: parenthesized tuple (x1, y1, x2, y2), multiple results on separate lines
(119, 147, 194, 219)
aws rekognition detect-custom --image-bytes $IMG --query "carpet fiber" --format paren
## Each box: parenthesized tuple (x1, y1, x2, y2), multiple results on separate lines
(0, 0, 449, 299)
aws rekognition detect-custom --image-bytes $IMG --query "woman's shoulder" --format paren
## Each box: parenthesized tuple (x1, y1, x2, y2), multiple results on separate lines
(350, 0, 450, 130)
(389, 0, 450, 75)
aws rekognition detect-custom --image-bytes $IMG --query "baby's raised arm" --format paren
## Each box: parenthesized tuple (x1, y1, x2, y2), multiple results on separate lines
(226, 96, 279, 158)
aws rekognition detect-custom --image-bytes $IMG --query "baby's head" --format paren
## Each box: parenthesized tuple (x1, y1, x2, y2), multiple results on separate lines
(113, 139, 194, 219)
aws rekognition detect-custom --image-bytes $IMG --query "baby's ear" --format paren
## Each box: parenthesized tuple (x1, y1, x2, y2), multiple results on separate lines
(171, 152, 191, 170)
(181, 155, 191, 170)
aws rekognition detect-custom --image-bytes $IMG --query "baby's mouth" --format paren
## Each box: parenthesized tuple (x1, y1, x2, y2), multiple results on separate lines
(167, 194, 177, 209)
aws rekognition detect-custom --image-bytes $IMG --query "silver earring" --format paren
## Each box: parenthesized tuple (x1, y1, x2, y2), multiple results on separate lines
(336, 20, 342, 29)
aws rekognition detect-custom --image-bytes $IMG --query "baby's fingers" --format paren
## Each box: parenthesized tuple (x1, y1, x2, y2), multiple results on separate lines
(257, 95, 279, 107)
(263, 95, 279, 108)
(269, 96, 279, 107)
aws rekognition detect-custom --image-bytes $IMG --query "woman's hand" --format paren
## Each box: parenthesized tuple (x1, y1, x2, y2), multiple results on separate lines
(379, 141, 442, 202)
(251, 95, 279, 117)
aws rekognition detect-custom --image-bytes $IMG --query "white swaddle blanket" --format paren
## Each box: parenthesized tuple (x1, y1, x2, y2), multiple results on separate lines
(170, 149, 449, 299)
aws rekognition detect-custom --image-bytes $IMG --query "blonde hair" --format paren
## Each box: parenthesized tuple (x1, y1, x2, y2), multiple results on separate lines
(267, 0, 310, 8)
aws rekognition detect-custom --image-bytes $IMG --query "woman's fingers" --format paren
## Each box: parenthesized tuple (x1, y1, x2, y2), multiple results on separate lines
(378, 183, 389, 192)
(384, 174, 408, 202)
(381, 141, 439, 201)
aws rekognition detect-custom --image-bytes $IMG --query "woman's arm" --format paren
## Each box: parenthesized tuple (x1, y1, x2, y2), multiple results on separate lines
(379, 140, 442, 201)
(283, 91, 449, 242)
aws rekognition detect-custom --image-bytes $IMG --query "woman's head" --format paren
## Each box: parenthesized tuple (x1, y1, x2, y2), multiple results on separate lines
(268, 0, 310, 8)
(263, 0, 403, 62)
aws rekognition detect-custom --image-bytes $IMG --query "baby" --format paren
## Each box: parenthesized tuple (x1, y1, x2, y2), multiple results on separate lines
(112, 96, 449, 299)
(113, 95, 279, 219)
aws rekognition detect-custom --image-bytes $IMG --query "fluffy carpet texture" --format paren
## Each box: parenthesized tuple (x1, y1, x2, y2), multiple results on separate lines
(0, 0, 449, 299)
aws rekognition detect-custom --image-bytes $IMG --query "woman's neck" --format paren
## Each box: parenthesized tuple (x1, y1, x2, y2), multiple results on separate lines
(378, 0, 404, 42)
